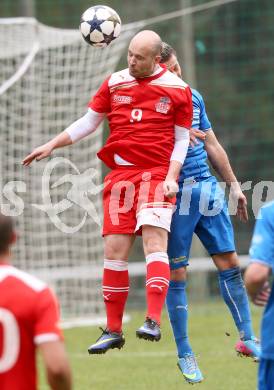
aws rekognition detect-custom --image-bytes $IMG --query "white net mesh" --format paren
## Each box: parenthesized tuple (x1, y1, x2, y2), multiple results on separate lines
(0, 18, 142, 321)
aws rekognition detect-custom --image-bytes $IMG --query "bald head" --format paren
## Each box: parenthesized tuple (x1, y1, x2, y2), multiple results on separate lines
(130, 30, 162, 56)
(127, 30, 163, 78)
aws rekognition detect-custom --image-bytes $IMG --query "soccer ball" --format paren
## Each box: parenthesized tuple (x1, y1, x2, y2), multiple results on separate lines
(80, 5, 121, 48)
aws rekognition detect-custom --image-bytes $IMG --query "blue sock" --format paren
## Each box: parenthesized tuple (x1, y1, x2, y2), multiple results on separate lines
(218, 266, 254, 340)
(166, 280, 193, 358)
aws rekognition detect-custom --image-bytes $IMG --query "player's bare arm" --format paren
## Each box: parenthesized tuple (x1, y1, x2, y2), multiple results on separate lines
(40, 340, 72, 390)
(22, 109, 105, 166)
(204, 129, 248, 222)
(163, 160, 181, 198)
(22, 131, 72, 166)
(244, 262, 271, 306)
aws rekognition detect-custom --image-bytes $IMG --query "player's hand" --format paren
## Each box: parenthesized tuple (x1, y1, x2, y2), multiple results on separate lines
(230, 186, 248, 222)
(252, 281, 271, 306)
(236, 194, 248, 222)
(163, 179, 178, 198)
(22, 143, 54, 166)
(189, 128, 206, 147)
(235, 192, 248, 222)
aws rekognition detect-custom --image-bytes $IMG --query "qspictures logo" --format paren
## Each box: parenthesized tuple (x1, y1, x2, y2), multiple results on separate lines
(0, 157, 273, 234)
(32, 158, 104, 234)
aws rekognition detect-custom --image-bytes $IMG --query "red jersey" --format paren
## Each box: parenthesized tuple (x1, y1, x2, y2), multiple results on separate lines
(89, 67, 193, 169)
(0, 265, 62, 390)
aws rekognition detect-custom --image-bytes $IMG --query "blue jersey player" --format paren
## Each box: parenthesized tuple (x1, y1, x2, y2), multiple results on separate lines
(245, 202, 274, 390)
(161, 43, 260, 384)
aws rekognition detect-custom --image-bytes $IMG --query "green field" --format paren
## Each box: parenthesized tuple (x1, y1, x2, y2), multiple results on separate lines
(39, 301, 262, 390)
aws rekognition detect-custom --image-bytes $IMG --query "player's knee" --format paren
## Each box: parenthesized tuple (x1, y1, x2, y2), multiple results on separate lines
(171, 267, 187, 281)
(104, 246, 128, 260)
(143, 237, 166, 255)
(104, 237, 132, 260)
(142, 226, 167, 255)
(213, 251, 239, 271)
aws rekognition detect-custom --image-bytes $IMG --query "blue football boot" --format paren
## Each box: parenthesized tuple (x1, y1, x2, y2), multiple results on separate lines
(177, 353, 204, 384)
(88, 327, 125, 354)
(136, 318, 161, 341)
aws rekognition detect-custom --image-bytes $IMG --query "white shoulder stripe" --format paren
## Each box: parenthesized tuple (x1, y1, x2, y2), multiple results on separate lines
(150, 71, 188, 88)
(0, 265, 46, 292)
(108, 68, 135, 87)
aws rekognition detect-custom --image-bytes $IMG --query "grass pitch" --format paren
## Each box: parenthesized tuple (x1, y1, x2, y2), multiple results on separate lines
(39, 300, 261, 389)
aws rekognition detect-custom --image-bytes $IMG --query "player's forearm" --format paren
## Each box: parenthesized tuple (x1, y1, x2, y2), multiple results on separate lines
(244, 263, 270, 300)
(47, 370, 72, 390)
(41, 341, 72, 390)
(46, 355, 72, 390)
(207, 145, 240, 188)
(245, 278, 265, 301)
(47, 131, 73, 151)
(163, 160, 182, 198)
(22, 109, 104, 166)
(49, 109, 105, 151)
(165, 160, 182, 181)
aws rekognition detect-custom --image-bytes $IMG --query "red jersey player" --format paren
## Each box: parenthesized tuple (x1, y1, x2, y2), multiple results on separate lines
(22, 30, 193, 354)
(0, 214, 72, 390)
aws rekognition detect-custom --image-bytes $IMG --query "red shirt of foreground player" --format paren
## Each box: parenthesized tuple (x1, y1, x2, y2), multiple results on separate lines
(0, 265, 63, 390)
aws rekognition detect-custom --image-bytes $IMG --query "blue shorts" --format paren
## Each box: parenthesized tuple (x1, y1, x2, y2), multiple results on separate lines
(168, 176, 235, 270)
(259, 358, 274, 390)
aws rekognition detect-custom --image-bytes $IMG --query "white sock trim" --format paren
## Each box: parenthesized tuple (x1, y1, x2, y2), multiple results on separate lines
(102, 286, 129, 292)
(146, 277, 169, 287)
(146, 252, 169, 265)
(104, 259, 128, 272)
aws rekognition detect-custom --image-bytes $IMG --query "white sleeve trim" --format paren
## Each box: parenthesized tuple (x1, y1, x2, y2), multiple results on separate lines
(34, 333, 60, 345)
(170, 125, 190, 164)
(65, 108, 105, 143)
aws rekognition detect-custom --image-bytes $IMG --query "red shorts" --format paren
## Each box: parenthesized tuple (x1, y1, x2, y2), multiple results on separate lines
(102, 166, 176, 235)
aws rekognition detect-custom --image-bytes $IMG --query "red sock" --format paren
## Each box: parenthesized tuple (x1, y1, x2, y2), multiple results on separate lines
(146, 252, 170, 325)
(103, 259, 129, 333)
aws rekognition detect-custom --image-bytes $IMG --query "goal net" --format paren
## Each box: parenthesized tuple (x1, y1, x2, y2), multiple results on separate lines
(0, 0, 240, 324)
(0, 17, 142, 324)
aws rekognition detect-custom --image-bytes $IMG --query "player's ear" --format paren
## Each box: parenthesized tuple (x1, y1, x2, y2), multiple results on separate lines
(155, 55, 161, 64)
(174, 63, 182, 78)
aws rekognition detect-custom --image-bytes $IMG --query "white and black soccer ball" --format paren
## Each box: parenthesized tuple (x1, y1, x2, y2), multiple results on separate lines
(80, 5, 121, 48)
